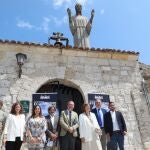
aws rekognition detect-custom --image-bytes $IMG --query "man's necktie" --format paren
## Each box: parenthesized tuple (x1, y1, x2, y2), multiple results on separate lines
(69, 111, 72, 126)
(97, 109, 102, 127)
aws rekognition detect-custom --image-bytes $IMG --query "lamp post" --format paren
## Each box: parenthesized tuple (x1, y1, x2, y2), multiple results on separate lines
(16, 53, 27, 78)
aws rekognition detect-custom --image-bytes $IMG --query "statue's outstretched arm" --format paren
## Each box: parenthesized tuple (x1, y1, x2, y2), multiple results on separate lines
(67, 8, 76, 35)
(86, 9, 95, 35)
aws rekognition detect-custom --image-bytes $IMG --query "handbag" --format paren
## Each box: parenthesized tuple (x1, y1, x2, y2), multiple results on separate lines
(27, 136, 42, 145)
(24, 132, 29, 143)
(25, 132, 42, 145)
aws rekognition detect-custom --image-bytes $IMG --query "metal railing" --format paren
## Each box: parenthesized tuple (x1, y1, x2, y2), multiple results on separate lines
(141, 80, 150, 113)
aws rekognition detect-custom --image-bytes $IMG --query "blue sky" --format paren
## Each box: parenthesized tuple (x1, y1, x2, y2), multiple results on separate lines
(0, 0, 150, 64)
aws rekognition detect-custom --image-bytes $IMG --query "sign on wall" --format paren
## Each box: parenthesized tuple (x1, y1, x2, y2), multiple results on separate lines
(20, 100, 30, 113)
(32, 93, 58, 116)
(88, 93, 110, 111)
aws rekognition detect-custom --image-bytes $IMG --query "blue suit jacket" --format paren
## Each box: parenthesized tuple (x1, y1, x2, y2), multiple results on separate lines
(91, 107, 107, 127)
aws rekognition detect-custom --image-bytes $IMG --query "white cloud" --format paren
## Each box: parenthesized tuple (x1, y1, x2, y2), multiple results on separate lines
(53, 0, 71, 7)
(16, 16, 67, 34)
(16, 19, 50, 33)
(43, 17, 50, 23)
(76, 0, 88, 6)
(75, 0, 93, 6)
(100, 9, 105, 15)
(52, 0, 92, 8)
(41, 17, 50, 33)
(52, 15, 67, 26)
(17, 20, 34, 29)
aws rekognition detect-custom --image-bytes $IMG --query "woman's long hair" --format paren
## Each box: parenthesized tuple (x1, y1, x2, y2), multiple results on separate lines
(10, 102, 23, 115)
(82, 103, 90, 113)
(31, 105, 42, 118)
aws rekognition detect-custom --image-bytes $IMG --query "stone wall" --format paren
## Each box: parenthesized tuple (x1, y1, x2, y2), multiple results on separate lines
(0, 42, 150, 149)
(140, 63, 150, 92)
(138, 63, 150, 149)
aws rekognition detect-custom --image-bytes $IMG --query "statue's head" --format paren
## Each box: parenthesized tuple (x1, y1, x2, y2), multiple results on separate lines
(75, 3, 82, 15)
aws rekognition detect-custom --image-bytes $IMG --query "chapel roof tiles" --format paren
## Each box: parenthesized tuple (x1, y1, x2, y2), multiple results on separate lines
(0, 39, 139, 55)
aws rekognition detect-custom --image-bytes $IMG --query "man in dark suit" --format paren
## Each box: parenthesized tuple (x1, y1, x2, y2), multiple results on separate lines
(92, 99, 107, 150)
(59, 100, 79, 150)
(104, 102, 127, 150)
(45, 105, 59, 150)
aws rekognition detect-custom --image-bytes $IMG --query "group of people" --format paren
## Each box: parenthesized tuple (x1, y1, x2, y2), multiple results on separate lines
(0, 99, 127, 150)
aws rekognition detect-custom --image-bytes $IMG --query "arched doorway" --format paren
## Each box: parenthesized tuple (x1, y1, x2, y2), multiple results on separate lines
(36, 80, 84, 150)
(36, 81, 84, 114)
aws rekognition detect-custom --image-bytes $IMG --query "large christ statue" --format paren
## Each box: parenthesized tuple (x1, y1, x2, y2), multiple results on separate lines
(67, 3, 95, 49)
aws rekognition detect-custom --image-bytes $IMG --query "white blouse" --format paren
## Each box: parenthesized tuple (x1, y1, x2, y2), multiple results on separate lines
(4, 114, 25, 141)
(14, 115, 22, 137)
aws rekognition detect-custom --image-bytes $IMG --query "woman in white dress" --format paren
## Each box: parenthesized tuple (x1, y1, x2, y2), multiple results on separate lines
(79, 103, 102, 150)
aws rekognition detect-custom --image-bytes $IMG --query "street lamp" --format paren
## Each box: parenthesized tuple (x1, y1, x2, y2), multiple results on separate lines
(16, 53, 27, 78)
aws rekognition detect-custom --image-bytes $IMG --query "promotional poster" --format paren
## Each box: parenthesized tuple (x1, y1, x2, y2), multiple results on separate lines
(32, 93, 58, 116)
(88, 93, 110, 111)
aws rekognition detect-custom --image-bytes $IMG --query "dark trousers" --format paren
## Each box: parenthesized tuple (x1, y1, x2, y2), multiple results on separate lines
(60, 133, 76, 150)
(110, 132, 124, 150)
(6, 137, 22, 150)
